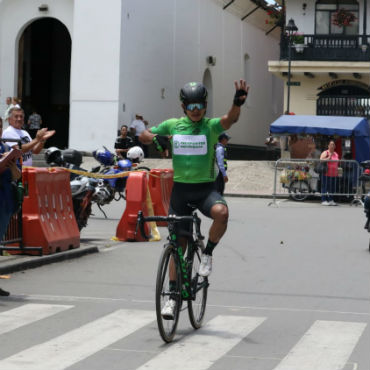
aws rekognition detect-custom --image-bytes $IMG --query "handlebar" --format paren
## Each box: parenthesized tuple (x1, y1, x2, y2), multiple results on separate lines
(136, 211, 204, 241)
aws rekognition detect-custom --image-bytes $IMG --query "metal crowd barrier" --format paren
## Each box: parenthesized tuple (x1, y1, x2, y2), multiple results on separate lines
(0, 209, 23, 253)
(269, 158, 361, 205)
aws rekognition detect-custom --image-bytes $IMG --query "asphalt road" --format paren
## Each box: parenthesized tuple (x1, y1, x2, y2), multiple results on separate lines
(0, 198, 369, 370)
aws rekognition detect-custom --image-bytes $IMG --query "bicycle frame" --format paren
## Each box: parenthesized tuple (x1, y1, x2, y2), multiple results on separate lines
(136, 211, 208, 301)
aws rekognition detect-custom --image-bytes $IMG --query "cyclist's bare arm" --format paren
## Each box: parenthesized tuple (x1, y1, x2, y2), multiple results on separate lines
(220, 80, 249, 130)
(139, 129, 155, 145)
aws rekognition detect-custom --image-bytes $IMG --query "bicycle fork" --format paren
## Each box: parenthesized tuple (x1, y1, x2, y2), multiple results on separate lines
(177, 246, 192, 300)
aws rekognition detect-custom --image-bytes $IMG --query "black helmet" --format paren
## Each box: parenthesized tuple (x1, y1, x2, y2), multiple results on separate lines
(44, 146, 63, 165)
(179, 82, 208, 103)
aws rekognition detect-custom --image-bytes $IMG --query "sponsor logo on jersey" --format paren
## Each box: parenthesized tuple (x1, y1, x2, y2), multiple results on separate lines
(173, 134, 207, 155)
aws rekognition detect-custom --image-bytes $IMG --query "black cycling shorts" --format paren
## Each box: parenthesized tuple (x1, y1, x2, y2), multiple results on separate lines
(169, 181, 227, 233)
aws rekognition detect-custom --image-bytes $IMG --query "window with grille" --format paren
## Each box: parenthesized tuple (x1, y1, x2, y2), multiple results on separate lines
(315, 0, 359, 35)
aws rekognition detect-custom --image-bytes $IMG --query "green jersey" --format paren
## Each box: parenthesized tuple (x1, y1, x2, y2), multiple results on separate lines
(151, 116, 224, 183)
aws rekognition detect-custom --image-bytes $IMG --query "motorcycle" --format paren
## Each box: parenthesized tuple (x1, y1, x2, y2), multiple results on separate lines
(91, 146, 150, 204)
(45, 147, 98, 231)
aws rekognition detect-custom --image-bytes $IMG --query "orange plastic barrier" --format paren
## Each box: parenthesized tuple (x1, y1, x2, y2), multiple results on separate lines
(148, 169, 174, 226)
(116, 171, 150, 241)
(18, 167, 80, 255)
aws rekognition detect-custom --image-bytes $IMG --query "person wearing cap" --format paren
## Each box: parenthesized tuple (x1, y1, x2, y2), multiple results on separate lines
(129, 114, 146, 148)
(140, 80, 248, 320)
(215, 133, 230, 195)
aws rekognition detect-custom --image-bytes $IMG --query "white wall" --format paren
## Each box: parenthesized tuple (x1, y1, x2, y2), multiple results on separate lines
(0, 0, 73, 115)
(117, 0, 282, 149)
(69, 0, 122, 150)
(0, 0, 282, 151)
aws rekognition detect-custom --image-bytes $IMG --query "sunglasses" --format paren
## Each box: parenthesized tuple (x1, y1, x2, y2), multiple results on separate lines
(185, 102, 206, 111)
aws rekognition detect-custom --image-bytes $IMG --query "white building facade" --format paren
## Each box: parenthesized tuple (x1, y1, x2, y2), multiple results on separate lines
(269, 0, 370, 118)
(0, 0, 283, 155)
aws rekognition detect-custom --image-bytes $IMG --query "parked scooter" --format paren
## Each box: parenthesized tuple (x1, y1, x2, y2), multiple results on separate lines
(44, 147, 98, 231)
(92, 146, 150, 202)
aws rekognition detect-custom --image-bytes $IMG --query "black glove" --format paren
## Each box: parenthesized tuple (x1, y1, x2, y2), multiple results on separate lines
(233, 89, 248, 107)
(152, 135, 168, 153)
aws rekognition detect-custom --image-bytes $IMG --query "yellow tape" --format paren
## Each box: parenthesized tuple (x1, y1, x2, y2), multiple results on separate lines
(146, 186, 161, 242)
(66, 168, 132, 179)
(46, 167, 152, 179)
(24, 166, 161, 179)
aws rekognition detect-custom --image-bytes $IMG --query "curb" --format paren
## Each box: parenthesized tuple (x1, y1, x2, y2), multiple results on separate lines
(0, 246, 99, 274)
(225, 193, 274, 199)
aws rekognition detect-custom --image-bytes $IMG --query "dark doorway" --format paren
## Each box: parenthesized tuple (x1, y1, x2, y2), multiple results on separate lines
(317, 83, 370, 118)
(18, 18, 71, 148)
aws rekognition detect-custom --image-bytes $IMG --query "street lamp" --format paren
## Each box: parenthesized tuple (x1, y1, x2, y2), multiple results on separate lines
(285, 18, 298, 114)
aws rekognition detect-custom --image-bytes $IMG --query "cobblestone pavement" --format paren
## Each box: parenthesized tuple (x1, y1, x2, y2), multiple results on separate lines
(81, 157, 276, 197)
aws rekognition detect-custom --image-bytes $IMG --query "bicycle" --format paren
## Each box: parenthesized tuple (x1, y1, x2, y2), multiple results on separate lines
(136, 207, 209, 343)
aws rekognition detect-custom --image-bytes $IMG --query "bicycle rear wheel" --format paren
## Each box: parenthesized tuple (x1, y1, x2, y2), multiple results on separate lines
(156, 245, 182, 343)
(188, 242, 208, 329)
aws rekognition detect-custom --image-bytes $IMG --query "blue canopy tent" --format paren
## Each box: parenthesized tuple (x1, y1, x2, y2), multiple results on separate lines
(270, 115, 370, 163)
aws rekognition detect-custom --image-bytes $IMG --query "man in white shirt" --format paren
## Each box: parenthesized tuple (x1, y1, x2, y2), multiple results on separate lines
(129, 114, 146, 146)
(2, 107, 55, 166)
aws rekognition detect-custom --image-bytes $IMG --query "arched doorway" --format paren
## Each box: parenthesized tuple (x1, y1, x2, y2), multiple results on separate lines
(18, 18, 71, 148)
(317, 81, 370, 118)
(202, 69, 213, 117)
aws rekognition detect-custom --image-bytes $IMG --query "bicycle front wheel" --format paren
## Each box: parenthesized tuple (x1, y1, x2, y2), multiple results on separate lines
(156, 245, 182, 343)
(188, 242, 208, 329)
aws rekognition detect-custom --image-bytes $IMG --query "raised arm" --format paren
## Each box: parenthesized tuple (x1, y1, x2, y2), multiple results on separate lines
(220, 80, 249, 130)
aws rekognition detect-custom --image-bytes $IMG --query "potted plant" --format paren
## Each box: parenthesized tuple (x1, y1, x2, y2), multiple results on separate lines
(332, 8, 357, 27)
(292, 32, 305, 53)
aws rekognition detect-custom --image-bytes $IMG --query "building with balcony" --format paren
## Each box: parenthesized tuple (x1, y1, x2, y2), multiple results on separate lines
(268, 0, 370, 119)
(0, 0, 283, 157)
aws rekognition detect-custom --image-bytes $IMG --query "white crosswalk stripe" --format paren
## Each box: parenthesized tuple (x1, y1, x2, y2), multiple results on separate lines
(0, 303, 73, 336)
(0, 303, 367, 370)
(0, 308, 155, 370)
(273, 320, 367, 370)
(136, 315, 266, 370)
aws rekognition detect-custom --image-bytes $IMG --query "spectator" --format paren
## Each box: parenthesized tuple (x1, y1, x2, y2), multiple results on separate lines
(114, 124, 133, 159)
(129, 114, 146, 148)
(0, 117, 22, 297)
(2, 107, 55, 166)
(27, 108, 43, 139)
(2, 96, 16, 129)
(215, 132, 230, 195)
(320, 140, 339, 206)
(142, 119, 150, 157)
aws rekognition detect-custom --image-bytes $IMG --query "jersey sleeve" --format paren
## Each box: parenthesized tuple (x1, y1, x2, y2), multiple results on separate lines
(208, 118, 224, 135)
(150, 119, 175, 136)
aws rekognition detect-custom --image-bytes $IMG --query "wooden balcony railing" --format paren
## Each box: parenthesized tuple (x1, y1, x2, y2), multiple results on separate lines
(280, 34, 370, 61)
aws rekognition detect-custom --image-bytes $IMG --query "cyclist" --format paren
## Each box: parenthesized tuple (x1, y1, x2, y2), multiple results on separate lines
(139, 80, 249, 319)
